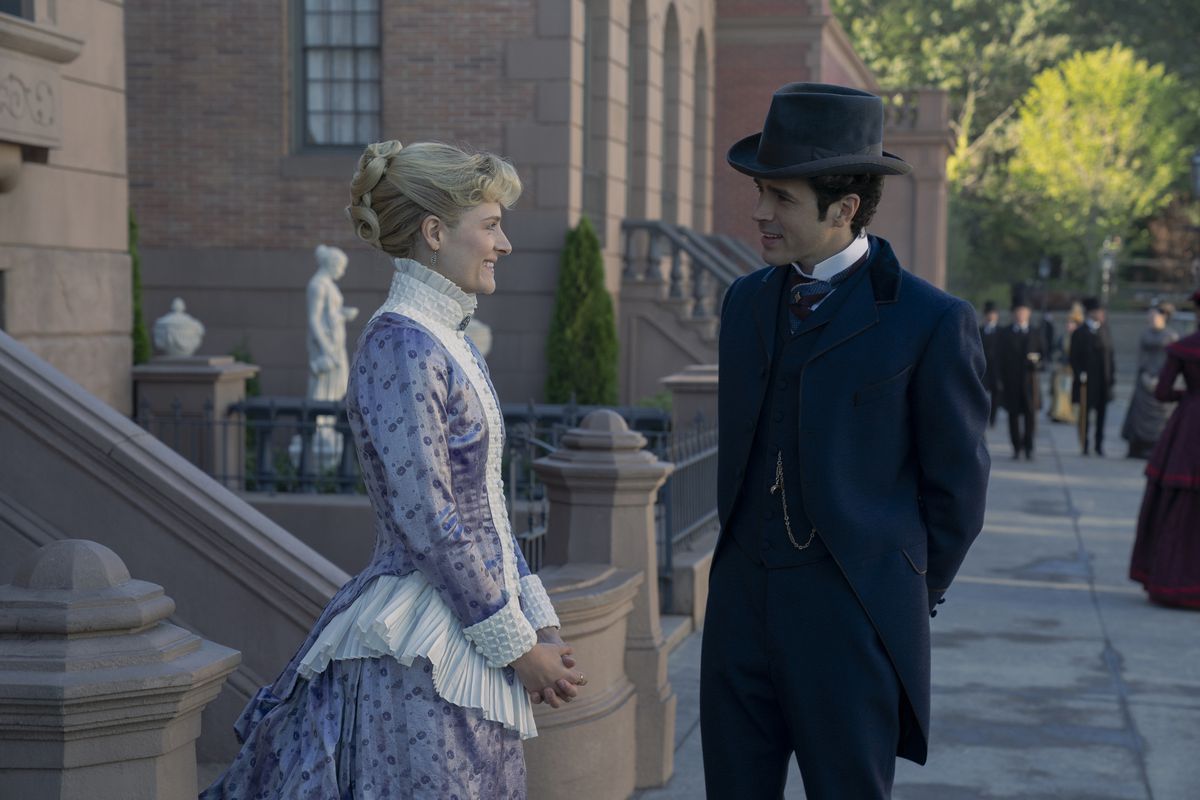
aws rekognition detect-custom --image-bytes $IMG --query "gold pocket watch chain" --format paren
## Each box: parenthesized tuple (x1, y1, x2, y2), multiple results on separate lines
(770, 450, 816, 551)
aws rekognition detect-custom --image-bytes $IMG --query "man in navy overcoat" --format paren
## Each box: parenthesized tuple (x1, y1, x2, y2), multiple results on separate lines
(700, 83, 991, 798)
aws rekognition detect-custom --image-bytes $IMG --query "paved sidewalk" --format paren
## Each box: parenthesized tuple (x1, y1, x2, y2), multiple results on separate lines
(637, 393, 1200, 799)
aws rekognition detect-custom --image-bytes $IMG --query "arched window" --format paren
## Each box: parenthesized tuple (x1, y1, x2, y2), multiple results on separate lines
(691, 31, 711, 231)
(625, 0, 649, 219)
(299, 0, 381, 147)
(660, 5, 681, 224)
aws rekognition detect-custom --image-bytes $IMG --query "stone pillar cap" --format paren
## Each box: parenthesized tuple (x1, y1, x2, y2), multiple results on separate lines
(560, 409, 648, 451)
(0, 540, 175, 636)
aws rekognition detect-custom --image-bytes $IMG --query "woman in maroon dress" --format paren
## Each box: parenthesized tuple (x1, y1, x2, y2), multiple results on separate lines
(1129, 289, 1200, 609)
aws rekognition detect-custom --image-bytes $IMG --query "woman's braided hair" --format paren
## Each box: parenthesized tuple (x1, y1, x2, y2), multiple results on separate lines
(346, 140, 522, 259)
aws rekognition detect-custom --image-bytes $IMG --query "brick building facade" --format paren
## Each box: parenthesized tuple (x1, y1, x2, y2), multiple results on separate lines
(126, 0, 950, 405)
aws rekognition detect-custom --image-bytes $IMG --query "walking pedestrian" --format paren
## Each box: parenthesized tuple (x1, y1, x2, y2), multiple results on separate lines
(1070, 297, 1116, 455)
(1049, 302, 1084, 423)
(996, 292, 1045, 459)
(1129, 289, 1200, 609)
(980, 300, 1001, 428)
(1121, 303, 1179, 458)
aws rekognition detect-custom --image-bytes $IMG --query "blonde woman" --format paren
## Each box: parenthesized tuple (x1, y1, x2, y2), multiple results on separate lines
(1049, 302, 1084, 423)
(202, 141, 585, 799)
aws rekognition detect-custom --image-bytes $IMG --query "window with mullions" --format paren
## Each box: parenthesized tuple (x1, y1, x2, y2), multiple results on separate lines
(301, 0, 381, 147)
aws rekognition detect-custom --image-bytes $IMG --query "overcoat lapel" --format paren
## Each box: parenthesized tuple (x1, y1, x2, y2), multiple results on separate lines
(753, 266, 789, 365)
(807, 257, 880, 365)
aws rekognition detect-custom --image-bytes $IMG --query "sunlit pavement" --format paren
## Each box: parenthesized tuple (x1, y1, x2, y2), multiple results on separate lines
(637, 389, 1200, 800)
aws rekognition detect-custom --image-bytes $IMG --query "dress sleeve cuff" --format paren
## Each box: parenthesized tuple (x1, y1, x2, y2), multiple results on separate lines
(462, 594, 537, 668)
(519, 574, 560, 631)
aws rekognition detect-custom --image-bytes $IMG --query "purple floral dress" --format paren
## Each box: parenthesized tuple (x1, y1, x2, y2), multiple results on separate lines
(201, 259, 559, 799)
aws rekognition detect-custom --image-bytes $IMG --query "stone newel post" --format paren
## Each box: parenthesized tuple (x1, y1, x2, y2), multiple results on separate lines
(660, 363, 718, 432)
(533, 410, 677, 789)
(0, 540, 240, 800)
(133, 355, 260, 490)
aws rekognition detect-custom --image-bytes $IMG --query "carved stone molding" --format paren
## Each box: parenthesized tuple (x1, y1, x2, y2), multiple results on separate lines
(0, 12, 81, 155)
(0, 53, 59, 148)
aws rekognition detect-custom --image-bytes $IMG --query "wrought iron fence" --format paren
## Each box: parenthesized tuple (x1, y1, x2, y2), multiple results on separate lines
(134, 395, 715, 586)
(656, 418, 719, 612)
(136, 396, 362, 494)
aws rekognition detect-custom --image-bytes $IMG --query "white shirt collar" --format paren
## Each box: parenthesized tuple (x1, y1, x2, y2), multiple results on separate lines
(793, 233, 869, 282)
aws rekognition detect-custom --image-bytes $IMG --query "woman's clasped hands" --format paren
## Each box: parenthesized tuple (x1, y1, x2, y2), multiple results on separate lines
(512, 627, 588, 709)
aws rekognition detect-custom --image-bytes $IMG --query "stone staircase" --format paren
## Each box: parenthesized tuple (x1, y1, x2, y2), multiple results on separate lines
(0, 330, 346, 765)
(618, 220, 761, 404)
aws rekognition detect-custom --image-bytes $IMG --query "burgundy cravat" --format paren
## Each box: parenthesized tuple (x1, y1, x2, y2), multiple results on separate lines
(786, 253, 867, 322)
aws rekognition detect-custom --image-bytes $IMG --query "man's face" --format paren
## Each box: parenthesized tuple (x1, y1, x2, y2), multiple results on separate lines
(1012, 306, 1031, 327)
(985, 311, 999, 326)
(751, 177, 848, 268)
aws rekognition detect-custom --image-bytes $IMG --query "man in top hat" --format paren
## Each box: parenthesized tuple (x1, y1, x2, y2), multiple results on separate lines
(995, 291, 1046, 459)
(980, 300, 1002, 427)
(1070, 297, 1116, 455)
(701, 83, 990, 799)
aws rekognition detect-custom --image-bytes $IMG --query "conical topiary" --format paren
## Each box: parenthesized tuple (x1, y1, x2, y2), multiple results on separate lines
(545, 217, 618, 404)
(129, 209, 152, 365)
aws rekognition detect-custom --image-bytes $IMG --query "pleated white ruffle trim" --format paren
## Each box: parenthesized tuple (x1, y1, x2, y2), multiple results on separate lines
(296, 572, 538, 739)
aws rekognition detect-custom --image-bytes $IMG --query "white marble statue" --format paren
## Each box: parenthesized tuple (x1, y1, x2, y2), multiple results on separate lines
(306, 244, 359, 402)
(152, 298, 205, 357)
(466, 317, 493, 357)
(291, 245, 359, 472)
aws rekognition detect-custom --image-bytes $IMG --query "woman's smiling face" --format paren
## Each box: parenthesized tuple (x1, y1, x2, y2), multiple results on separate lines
(432, 201, 512, 295)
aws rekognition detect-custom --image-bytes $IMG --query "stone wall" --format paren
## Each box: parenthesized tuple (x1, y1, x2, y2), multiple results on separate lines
(0, 1, 131, 412)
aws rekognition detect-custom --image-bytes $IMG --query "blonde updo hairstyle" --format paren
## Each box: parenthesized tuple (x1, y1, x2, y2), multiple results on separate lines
(347, 140, 522, 259)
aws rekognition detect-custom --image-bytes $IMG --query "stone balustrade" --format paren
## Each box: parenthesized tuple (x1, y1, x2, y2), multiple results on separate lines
(534, 409, 677, 791)
(0, 539, 239, 800)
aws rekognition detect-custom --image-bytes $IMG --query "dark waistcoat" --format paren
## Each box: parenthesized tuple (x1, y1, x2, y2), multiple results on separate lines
(728, 260, 871, 567)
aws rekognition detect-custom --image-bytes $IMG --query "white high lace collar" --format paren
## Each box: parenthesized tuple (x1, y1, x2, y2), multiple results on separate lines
(372, 257, 478, 332)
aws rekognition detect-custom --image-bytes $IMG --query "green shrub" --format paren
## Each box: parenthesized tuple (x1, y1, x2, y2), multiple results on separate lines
(129, 209, 152, 364)
(545, 217, 618, 404)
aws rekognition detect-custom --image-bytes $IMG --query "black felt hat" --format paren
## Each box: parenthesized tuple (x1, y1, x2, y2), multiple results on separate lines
(727, 83, 911, 179)
(983, 300, 997, 314)
(1082, 297, 1102, 313)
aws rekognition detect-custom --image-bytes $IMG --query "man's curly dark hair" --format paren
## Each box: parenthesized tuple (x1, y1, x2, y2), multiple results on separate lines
(807, 174, 885, 237)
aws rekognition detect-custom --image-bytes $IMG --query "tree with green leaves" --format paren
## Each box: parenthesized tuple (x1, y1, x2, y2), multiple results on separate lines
(1007, 45, 1191, 283)
(544, 217, 618, 404)
(830, 0, 1076, 186)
